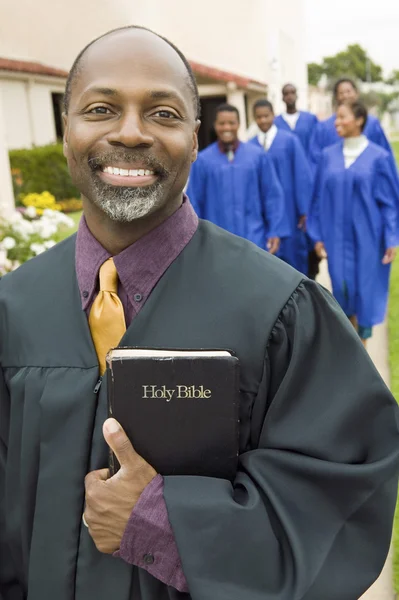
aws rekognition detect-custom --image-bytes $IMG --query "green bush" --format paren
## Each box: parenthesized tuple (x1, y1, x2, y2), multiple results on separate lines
(9, 144, 79, 202)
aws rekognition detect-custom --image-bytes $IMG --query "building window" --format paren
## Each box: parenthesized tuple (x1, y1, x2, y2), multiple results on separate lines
(52, 93, 64, 140)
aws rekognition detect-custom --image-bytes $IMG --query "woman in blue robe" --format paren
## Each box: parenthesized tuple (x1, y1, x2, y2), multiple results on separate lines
(308, 100, 398, 344)
(309, 78, 396, 170)
(249, 99, 312, 274)
(274, 83, 318, 157)
(187, 104, 288, 252)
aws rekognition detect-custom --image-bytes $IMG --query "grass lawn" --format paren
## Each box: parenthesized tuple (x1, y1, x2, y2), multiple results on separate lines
(390, 140, 399, 593)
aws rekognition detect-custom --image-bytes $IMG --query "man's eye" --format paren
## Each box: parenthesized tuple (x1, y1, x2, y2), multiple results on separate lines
(153, 110, 177, 119)
(88, 107, 112, 115)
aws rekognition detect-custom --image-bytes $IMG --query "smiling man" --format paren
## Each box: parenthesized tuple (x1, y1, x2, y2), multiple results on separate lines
(1, 26, 399, 600)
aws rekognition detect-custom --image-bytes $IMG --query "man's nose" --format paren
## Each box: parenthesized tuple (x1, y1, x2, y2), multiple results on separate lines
(107, 111, 154, 147)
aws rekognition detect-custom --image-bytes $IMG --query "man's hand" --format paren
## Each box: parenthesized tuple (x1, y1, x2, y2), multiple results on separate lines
(314, 241, 327, 259)
(84, 418, 157, 554)
(267, 237, 280, 255)
(298, 215, 307, 231)
(382, 247, 397, 265)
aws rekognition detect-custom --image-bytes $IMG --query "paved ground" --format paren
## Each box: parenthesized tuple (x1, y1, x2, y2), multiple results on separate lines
(317, 261, 395, 600)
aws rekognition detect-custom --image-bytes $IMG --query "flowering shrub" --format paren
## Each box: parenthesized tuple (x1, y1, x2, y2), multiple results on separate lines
(0, 207, 74, 275)
(21, 191, 61, 215)
(57, 198, 83, 213)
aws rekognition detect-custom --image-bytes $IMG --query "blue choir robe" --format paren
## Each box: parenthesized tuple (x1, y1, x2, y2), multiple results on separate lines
(309, 113, 395, 169)
(249, 130, 313, 274)
(187, 141, 288, 249)
(308, 141, 399, 329)
(274, 111, 318, 157)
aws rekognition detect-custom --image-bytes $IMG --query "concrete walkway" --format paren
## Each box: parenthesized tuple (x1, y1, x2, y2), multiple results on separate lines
(317, 261, 395, 600)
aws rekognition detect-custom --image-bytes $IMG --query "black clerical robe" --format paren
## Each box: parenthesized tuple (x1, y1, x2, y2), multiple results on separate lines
(1, 220, 398, 600)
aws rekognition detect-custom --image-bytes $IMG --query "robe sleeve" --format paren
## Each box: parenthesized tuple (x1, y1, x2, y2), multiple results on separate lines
(186, 157, 206, 217)
(163, 279, 399, 600)
(0, 367, 24, 600)
(375, 154, 399, 248)
(308, 121, 324, 174)
(259, 153, 289, 239)
(370, 119, 394, 155)
(307, 155, 325, 244)
(292, 135, 312, 216)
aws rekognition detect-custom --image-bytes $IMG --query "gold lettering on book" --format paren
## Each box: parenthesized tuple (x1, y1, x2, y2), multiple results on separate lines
(142, 385, 211, 401)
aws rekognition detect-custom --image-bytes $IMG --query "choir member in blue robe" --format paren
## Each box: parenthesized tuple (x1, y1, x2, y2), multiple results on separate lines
(249, 99, 312, 274)
(187, 103, 287, 253)
(309, 78, 396, 169)
(308, 100, 399, 345)
(274, 83, 318, 157)
(275, 84, 320, 278)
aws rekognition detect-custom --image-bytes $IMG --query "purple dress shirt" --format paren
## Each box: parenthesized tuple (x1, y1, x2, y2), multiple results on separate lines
(75, 198, 198, 593)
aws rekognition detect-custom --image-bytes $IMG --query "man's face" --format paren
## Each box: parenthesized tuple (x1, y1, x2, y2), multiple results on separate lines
(336, 82, 358, 104)
(254, 106, 274, 133)
(63, 30, 199, 222)
(214, 111, 239, 144)
(282, 85, 297, 109)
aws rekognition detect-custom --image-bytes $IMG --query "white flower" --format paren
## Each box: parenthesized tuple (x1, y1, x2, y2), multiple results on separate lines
(0, 249, 8, 265)
(24, 206, 37, 219)
(44, 240, 57, 249)
(12, 219, 34, 239)
(30, 243, 46, 255)
(11, 260, 21, 270)
(31, 218, 58, 239)
(1, 236, 16, 250)
(7, 211, 23, 224)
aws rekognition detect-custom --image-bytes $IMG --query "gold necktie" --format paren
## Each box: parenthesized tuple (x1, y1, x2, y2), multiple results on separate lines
(89, 258, 126, 375)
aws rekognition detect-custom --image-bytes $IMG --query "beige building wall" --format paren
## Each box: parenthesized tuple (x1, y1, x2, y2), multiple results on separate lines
(1, 76, 65, 149)
(0, 0, 307, 95)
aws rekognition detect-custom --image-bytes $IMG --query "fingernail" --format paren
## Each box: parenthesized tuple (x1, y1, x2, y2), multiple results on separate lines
(106, 418, 120, 434)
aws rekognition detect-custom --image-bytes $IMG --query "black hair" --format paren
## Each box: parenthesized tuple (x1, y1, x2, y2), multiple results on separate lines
(214, 103, 240, 122)
(341, 99, 368, 132)
(282, 83, 297, 94)
(333, 77, 358, 100)
(253, 99, 274, 115)
(63, 25, 201, 119)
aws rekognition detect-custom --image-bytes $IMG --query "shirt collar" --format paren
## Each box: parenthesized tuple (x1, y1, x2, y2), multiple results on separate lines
(75, 196, 198, 311)
(258, 124, 278, 148)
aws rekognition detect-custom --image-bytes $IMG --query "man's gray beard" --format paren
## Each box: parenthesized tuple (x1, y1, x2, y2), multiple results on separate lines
(90, 180, 165, 222)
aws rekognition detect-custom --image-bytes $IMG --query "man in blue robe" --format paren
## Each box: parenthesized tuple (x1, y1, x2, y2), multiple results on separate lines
(249, 99, 312, 274)
(274, 83, 318, 158)
(187, 103, 287, 253)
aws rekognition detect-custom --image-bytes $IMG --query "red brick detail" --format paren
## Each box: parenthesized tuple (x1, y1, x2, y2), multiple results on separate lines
(189, 60, 266, 88)
(0, 57, 68, 79)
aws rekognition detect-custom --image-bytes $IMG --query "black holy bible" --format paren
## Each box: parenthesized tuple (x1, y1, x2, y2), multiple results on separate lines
(106, 348, 240, 481)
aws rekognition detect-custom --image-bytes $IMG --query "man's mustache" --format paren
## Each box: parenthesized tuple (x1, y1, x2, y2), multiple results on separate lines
(88, 151, 170, 178)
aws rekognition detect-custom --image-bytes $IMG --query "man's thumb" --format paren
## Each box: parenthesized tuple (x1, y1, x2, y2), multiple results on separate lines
(103, 418, 136, 470)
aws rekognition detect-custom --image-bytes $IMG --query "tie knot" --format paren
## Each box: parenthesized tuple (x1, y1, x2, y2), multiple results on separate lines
(99, 258, 119, 293)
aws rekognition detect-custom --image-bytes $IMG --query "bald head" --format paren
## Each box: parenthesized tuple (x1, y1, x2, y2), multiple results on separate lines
(63, 26, 201, 119)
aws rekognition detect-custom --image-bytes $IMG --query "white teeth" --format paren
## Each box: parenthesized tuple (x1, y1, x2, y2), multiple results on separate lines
(104, 167, 155, 176)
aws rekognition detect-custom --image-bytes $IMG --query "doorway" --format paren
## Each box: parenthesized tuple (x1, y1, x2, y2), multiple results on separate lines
(197, 96, 227, 150)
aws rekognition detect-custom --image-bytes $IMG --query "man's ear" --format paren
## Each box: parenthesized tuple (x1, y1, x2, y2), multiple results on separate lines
(191, 120, 201, 163)
(62, 113, 68, 157)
